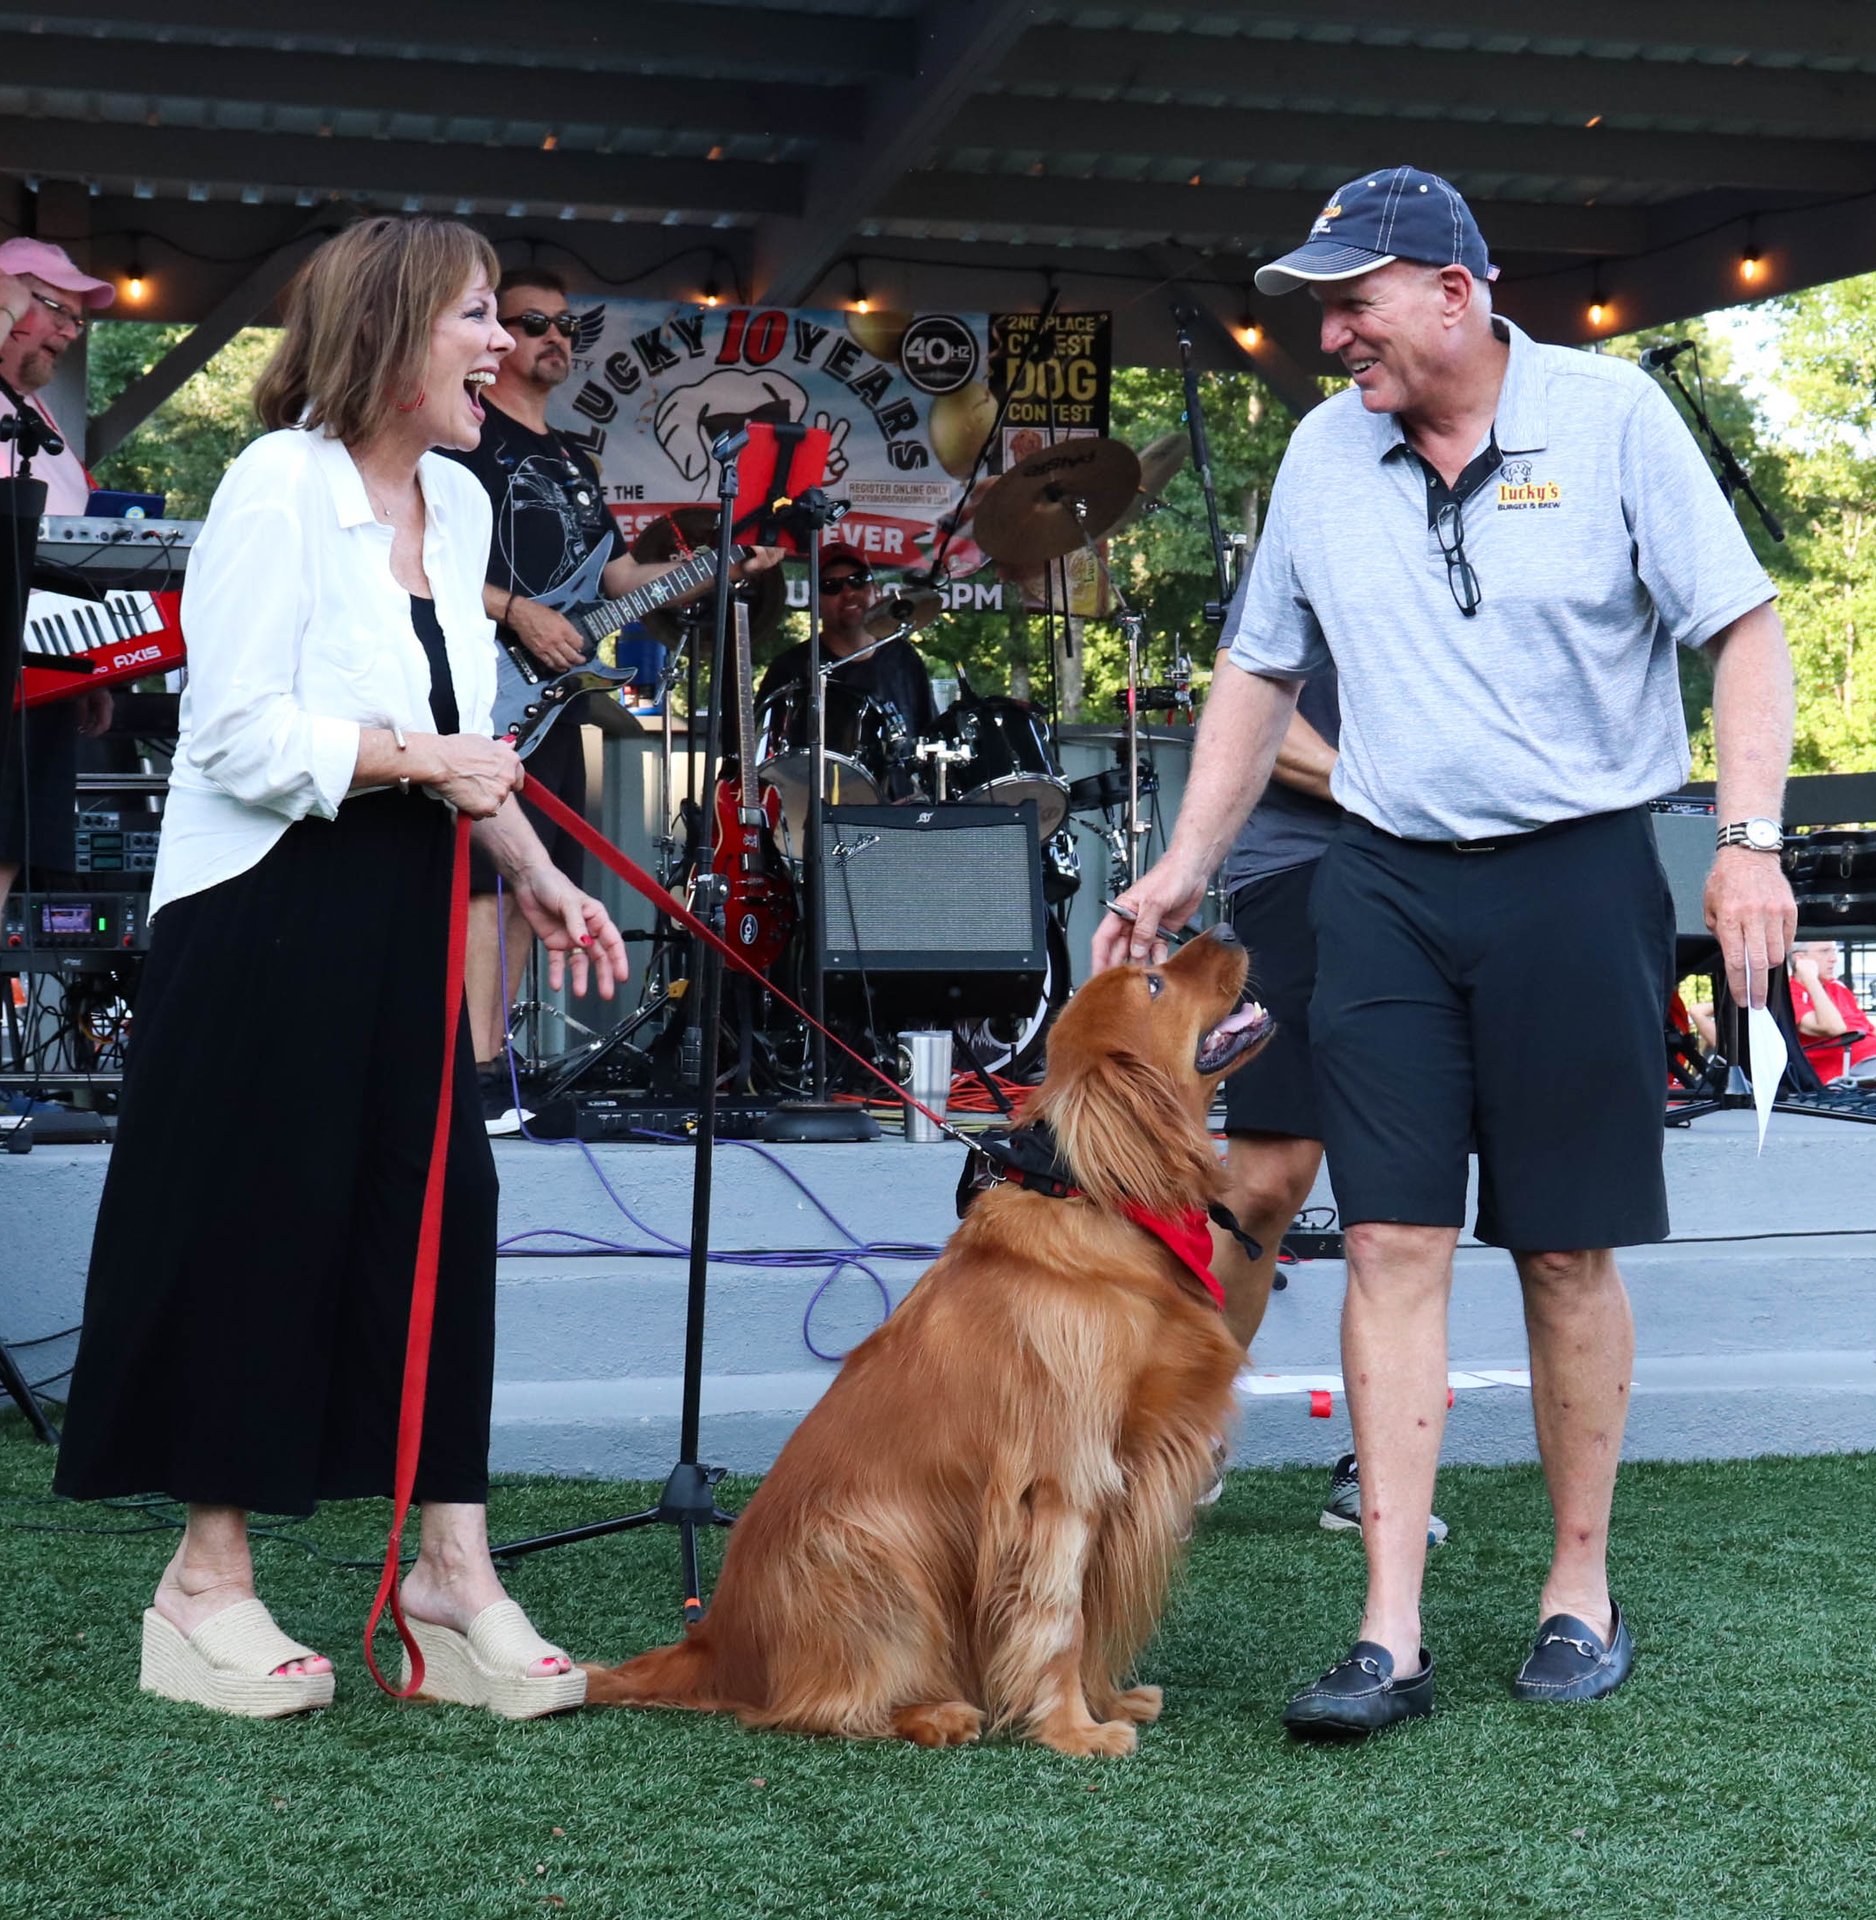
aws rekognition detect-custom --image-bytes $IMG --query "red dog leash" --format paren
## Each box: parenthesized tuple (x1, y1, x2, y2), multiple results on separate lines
(366, 790, 964, 1698)
(364, 808, 473, 1700)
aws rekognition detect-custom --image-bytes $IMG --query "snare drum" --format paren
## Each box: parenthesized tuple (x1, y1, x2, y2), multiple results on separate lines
(927, 695, 1068, 837)
(756, 680, 899, 849)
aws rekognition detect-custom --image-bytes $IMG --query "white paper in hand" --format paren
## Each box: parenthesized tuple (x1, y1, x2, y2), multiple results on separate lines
(1743, 958, 1788, 1154)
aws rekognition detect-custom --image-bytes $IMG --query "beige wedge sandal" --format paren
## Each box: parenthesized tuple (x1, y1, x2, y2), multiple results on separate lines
(140, 1600, 336, 1718)
(397, 1600, 587, 1720)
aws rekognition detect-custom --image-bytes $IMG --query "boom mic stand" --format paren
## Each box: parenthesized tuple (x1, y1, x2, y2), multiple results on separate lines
(1652, 351, 1785, 545)
(494, 431, 751, 1616)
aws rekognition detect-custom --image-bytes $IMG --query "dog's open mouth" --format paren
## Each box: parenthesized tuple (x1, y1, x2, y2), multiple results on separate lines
(1196, 997, 1274, 1075)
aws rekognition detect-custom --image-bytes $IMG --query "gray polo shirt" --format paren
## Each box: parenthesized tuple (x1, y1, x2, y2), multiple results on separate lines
(1226, 317, 1775, 842)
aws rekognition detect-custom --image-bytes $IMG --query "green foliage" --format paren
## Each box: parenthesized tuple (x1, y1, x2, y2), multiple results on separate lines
(85, 319, 273, 519)
(74, 287, 1876, 779)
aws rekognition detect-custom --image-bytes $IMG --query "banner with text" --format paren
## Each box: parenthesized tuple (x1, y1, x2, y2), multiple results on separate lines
(541, 301, 1110, 610)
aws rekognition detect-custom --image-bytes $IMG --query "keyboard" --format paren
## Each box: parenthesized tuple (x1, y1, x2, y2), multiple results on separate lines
(35, 515, 201, 590)
(17, 587, 186, 708)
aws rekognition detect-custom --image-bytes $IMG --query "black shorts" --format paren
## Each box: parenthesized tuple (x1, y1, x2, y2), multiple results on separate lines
(1308, 808, 1676, 1251)
(0, 699, 79, 869)
(1223, 860, 1324, 1141)
(471, 717, 585, 895)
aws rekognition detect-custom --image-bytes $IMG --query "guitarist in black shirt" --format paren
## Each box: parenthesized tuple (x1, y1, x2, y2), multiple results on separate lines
(447, 269, 779, 1131)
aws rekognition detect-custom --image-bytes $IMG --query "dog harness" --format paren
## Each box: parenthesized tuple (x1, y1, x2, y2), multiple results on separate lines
(956, 1123, 1261, 1314)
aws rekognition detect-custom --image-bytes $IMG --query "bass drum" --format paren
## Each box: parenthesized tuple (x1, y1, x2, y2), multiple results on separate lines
(928, 695, 1069, 837)
(953, 917, 1072, 1084)
(756, 680, 896, 851)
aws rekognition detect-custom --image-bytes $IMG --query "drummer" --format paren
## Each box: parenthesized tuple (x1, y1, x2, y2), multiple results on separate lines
(757, 544, 937, 797)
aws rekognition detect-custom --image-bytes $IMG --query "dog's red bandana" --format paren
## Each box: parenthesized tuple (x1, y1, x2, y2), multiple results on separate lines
(1120, 1203, 1226, 1312)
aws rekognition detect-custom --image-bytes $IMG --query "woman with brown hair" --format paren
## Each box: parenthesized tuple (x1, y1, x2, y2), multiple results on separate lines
(52, 216, 627, 1720)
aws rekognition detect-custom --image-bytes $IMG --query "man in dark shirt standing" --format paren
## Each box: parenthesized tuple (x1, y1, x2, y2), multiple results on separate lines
(756, 545, 937, 799)
(448, 267, 778, 1131)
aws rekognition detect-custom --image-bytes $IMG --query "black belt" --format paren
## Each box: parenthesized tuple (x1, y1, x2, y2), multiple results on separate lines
(1347, 809, 1627, 856)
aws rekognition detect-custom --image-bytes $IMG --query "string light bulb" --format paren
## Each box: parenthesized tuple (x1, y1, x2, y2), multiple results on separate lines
(701, 279, 720, 308)
(126, 249, 146, 304)
(1739, 247, 1762, 284)
(1586, 264, 1608, 331)
(1238, 293, 1261, 351)
(850, 258, 871, 314)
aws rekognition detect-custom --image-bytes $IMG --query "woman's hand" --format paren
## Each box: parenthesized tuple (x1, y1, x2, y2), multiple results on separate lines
(510, 863, 630, 1000)
(426, 734, 524, 820)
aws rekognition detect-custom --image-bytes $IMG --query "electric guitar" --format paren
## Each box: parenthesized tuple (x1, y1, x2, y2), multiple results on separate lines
(707, 598, 796, 972)
(491, 534, 754, 748)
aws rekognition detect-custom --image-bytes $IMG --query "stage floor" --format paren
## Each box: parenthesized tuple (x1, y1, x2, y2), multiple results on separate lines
(4, 1108, 1872, 1475)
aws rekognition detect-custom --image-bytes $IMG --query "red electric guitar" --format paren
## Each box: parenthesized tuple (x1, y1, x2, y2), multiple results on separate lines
(709, 598, 796, 971)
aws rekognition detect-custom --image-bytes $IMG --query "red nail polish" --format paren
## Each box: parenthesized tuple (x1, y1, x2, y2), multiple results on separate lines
(580, 936, 592, 946)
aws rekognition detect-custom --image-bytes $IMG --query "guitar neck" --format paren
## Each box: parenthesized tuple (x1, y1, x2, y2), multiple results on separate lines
(574, 543, 753, 648)
(734, 599, 757, 810)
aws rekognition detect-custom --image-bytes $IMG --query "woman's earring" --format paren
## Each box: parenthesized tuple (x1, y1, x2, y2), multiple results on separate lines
(394, 390, 427, 413)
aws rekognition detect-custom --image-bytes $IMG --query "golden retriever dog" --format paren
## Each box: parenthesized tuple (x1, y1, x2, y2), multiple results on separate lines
(582, 926, 1271, 1755)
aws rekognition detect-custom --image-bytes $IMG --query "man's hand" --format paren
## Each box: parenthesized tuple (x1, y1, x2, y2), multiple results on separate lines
(506, 598, 588, 673)
(1090, 850, 1211, 973)
(510, 862, 629, 1001)
(75, 685, 113, 739)
(736, 545, 786, 578)
(1704, 846, 1797, 1008)
(0, 269, 28, 334)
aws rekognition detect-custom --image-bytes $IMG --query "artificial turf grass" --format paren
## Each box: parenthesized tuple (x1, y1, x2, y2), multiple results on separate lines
(0, 1420, 1871, 1920)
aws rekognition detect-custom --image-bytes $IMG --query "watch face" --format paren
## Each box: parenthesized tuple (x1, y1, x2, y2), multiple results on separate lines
(1746, 819, 1782, 850)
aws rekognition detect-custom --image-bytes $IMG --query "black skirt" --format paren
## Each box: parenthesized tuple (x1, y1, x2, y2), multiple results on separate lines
(52, 789, 499, 1513)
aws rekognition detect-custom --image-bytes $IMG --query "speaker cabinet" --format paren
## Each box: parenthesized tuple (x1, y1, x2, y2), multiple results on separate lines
(818, 803, 1047, 1020)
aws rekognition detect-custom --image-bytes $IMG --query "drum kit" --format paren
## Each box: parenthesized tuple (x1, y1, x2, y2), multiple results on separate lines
(544, 427, 1196, 1105)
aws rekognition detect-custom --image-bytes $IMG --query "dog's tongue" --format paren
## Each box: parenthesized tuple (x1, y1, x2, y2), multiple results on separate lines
(1213, 1001, 1264, 1035)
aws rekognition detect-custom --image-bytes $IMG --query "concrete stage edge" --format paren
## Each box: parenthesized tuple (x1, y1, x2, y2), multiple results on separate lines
(4, 1109, 1872, 1479)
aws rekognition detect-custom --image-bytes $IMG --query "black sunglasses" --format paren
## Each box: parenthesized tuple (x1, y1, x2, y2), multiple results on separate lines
(820, 571, 873, 592)
(1433, 501, 1482, 617)
(501, 309, 576, 339)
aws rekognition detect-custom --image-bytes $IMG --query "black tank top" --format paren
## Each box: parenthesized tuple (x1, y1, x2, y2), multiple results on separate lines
(408, 594, 460, 736)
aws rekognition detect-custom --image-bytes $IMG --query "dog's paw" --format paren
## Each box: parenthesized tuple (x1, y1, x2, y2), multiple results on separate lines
(1109, 1684, 1163, 1724)
(891, 1700, 986, 1747)
(1036, 1717, 1138, 1759)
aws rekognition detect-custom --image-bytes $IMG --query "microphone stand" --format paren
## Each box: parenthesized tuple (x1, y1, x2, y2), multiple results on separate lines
(765, 489, 876, 1141)
(0, 380, 62, 1439)
(494, 432, 750, 1616)
(1171, 304, 1236, 623)
(1656, 356, 1785, 545)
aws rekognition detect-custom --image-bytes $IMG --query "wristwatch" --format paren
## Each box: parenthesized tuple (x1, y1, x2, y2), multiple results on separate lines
(1716, 817, 1783, 853)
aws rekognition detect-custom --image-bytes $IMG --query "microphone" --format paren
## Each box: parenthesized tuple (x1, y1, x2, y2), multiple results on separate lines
(1639, 340, 1695, 373)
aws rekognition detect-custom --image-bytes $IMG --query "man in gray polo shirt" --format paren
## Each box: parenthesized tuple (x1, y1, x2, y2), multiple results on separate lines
(1095, 166, 1795, 1736)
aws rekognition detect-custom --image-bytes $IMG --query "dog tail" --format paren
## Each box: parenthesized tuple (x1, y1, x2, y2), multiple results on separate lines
(580, 1631, 721, 1709)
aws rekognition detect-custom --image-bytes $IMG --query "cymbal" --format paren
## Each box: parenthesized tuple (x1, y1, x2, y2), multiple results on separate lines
(971, 437, 1142, 570)
(1114, 432, 1189, 529)
(631, 507, 784, 650)
(862, 586, 944, 641)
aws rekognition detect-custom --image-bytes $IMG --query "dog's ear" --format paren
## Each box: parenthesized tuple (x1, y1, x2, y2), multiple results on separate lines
(1034, 1048, 1219, 1218)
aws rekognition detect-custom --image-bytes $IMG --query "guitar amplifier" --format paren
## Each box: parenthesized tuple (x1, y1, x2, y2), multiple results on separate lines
(817, 803, 1046, 1020)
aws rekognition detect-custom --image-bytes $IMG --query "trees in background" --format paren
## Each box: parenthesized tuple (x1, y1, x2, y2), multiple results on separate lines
(83, 278, 1876, 777)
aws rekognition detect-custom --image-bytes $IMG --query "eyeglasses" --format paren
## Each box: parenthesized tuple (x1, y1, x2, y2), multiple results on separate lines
(1433, 501, 1481, 617)
(820, 572, 873, 593)
(29, 291, 87, 336)
(500, 309, 576, 339)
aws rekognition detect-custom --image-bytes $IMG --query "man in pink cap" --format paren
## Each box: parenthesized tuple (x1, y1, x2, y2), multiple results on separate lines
(0, 238, 117, 1008)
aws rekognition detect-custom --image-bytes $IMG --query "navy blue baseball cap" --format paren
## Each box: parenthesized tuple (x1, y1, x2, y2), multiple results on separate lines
(1255, 167, 1498, 295)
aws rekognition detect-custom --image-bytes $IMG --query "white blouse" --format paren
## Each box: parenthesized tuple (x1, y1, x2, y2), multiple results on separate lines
(152, 428, 498, 917)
